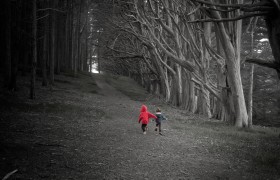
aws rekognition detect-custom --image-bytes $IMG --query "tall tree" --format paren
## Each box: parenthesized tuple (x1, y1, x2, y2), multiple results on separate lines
(41, 0, 49, 86)
(194, 0, 280, 78)
(49, 1, 56, 85)
(30, 0, 37, 99)
(5, 0, 12, 89)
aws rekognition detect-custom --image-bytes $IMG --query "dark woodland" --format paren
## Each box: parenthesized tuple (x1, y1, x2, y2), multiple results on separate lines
(0, 0, 280, 179)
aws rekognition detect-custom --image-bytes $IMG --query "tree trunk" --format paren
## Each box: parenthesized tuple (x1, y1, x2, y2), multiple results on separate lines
(30, 0, 37, 99)
(169, 69, 182, 107)
(5, 0, 11, 88)
(85, 28, 88, 72)
(61, 1, 67, 72)
(64, 0, 69, 70)
(150, 48, 170, 100)
(56, 16, 60, 75)
(71, 10, 75, 73)
(42, 11, 48, 86)
(176, 64, 183, 106)
(50, 1, 56, 85)
(221, 86, 235, 122)
(247, 64, 254, 127)
(89, 48, 92, 73)
(69, 0, 74, 71)
(76, 0, 82, 73)
(9, 1, 23, 91)
(199, 84, 211, 118)
(202, 21, 212, 118)
(164, 71, 171, 102)
(80, 44, 84, 71)
(85, 0, 89, 72)
(247, 18, 257, 128)
(182, 71, 190, 110)
(214, 21, 248, 127)
(98, 31, 101, 74)
(185, 72, 196, 113)
(74, 23, 78, 75)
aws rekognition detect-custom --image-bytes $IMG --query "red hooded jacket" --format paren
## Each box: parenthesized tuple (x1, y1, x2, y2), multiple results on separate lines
(138, 105, 157, 125)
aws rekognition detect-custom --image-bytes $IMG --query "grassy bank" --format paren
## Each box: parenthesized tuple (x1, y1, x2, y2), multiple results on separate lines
(0, 73, 105, 179)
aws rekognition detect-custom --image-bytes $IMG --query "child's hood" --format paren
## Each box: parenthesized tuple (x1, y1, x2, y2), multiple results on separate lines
(140, 105, 147, 112)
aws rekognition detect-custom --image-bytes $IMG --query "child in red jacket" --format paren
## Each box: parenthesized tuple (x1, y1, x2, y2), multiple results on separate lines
(138, 105, 157, 134)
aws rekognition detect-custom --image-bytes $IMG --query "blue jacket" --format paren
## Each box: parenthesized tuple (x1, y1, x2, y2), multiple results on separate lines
(155, 112, 166, 124)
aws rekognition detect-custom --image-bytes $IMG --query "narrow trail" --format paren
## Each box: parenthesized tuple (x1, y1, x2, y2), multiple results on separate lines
(84, 75, 238, 179)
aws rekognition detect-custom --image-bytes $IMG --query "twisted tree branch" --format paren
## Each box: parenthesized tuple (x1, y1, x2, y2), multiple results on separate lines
(245, 58, 280, 70)
(188, 12, 268, 23)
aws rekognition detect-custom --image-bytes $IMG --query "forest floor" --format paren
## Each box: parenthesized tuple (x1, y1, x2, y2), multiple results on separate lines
(0, 72, 280, 180)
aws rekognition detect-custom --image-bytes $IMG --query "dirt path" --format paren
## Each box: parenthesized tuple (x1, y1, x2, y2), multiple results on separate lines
(84, 75, 239, 179)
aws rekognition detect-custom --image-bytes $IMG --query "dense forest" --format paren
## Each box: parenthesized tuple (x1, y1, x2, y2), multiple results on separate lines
(1, 0, 280, 128)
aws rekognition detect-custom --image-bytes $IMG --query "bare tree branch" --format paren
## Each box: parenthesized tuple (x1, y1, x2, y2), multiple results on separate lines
(272, 0, 280, 11)
(37, 8, 65, 13)
(188, 12, 268, 23)
(185, 4, 201, 16)
(193, 0, 267, 9)
(154, 47, 176, 75)
(37, 14, 49, 21)
(107, 45, 141, 57)
(245, 58, 279, 70)
(143, 55, 158, 75)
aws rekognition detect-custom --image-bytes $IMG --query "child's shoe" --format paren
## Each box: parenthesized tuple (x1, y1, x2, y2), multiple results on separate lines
(155, 127, 158, 131)
(143, 131, 146, 135)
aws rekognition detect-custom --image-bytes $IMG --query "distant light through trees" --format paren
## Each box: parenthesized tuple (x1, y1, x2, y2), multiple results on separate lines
(91, 63, 99, 73)
(259, 38, 268, 42)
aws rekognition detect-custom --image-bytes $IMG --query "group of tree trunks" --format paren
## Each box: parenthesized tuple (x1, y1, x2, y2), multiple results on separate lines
(100, 0, 280, 127)
(1, 0, 280, 128)
(0, 0, 96, 98)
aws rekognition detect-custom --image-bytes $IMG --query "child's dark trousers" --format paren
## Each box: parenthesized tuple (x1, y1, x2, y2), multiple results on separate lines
(156, 123, 161, 133)
(141, 124, 147, 132)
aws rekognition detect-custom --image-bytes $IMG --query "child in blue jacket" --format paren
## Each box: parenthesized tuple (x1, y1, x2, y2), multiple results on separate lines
(154, 107, 167, 135)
